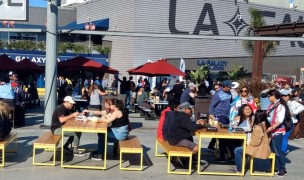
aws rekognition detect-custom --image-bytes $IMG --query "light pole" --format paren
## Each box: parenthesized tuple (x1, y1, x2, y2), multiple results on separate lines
(85, 18, 95, 53)
(2, 21, 15, 45)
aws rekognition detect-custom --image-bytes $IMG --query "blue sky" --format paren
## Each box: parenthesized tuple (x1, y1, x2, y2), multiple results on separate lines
(29, 0, 47, 7)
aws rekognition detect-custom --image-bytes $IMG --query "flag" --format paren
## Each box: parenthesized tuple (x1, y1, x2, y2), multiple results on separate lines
(179, 58, 185, 81)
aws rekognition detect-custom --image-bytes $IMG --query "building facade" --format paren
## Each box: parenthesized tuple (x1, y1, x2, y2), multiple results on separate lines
(76, 0, 304, 80)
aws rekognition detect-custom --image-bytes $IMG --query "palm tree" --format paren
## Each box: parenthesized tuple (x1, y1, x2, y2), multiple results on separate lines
(228, 64, 249, 80)
(189, 65, 209, 84)
(243, 8, 279, 60)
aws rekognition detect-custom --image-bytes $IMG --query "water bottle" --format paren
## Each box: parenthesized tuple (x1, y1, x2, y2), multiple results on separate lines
(89, 111, 93, 118)
(228, 119, 233, 133)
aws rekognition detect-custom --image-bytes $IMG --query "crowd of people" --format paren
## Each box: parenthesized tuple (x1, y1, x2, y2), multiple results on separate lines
(1, 70, 303, 177)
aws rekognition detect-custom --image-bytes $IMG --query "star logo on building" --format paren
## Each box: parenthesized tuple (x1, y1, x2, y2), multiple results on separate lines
(224, 6, 248, 36)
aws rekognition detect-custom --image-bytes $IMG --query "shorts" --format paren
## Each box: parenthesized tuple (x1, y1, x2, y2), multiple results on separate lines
(175, 139, 197, 151)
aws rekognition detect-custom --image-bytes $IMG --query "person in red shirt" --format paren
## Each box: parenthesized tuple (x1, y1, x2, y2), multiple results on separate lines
(157, 98, 180, 140)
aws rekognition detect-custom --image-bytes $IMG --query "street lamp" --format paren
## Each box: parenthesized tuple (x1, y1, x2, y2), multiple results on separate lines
(85, 18, 95, 53)
(2, 21, 15, 45)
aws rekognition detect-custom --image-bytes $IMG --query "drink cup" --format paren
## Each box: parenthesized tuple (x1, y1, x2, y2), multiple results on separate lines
(214, 117, 219, 125)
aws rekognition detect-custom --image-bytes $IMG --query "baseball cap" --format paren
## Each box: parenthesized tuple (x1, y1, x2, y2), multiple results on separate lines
(179, 102, 193, 111)
(232, 82, 239, 89)
(188, 82, 196, 89)
(8, 71, 13, 76)
(281, 89, 292, 96)
(64, 96, 76, 104)
(222, 80, 234, 88)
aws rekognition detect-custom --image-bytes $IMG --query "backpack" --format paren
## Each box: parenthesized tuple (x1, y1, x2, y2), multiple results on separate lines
(0, 83, 15, 99)
(267, 102, 293, 132)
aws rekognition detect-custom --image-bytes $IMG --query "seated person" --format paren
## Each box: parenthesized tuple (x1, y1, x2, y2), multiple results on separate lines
(233, 110, 271, 173)
(51, 96, 83, 156)
(136, 87, 153, 109)
(151, 87, 161, 97)
(84, 99, 113, 118)
(166, 102, 205, 154)
(156, 98, 180, 140)
(0, 101, 12, 141)
(91, 99, 130, 160)
(216, 104, 254, 163)
(25, 82, 39, 106)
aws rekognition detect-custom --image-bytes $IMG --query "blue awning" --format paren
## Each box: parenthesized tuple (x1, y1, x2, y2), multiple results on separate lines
(7, 18, 109, 31)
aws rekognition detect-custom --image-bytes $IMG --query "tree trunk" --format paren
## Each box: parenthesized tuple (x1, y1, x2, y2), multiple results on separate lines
(252, 40, 264, 80)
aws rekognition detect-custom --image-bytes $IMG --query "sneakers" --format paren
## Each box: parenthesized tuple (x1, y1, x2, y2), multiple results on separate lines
(91, 154, 103, 161)
(277, 170, 287, 177)
(73, 147, 85, 156)
(63, 146, 72, 154)
(215, 158, 226, 163)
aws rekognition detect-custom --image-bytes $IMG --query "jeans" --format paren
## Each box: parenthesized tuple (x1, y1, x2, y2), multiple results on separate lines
(97, 125, 129, 155)
(281, 124, 295, 153)
(271, 134, 286, 171)
(125, 90, 131, 109)
(53, 128, 82, 147)
(234, 146, 243, 171)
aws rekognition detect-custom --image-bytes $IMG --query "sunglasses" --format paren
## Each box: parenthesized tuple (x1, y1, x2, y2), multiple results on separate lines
(282, 95, 290, 97)
(241, 89, 248, 93)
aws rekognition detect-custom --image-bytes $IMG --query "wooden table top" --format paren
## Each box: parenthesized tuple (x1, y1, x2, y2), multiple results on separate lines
(196, 123, 246, 138)
(62, 119, 108, 130)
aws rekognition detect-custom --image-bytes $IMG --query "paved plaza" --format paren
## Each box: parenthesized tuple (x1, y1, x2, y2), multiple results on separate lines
(0, 100, 303, 180)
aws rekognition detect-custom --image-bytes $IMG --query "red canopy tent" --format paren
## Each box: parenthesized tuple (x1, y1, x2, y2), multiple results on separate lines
(58, 56, 118, 74)
(127, 58, 185, 76)
(0, 54, 18, 71)
(16, 59, 44, 73)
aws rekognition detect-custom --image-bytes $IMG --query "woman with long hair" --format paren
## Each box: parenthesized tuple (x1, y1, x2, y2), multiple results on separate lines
(0, 101, 12, 141)
(233, 110, 271, 173)
(91, 98, 129, 160)
(88, 82, 107, 110)
(266, 89, 292, 176)
(229, 86, 257, 122)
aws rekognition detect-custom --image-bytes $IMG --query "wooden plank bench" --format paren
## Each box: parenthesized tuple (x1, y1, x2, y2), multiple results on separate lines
(119, 136, 143, 171)
(155, 137, 192, 175)
(138, 106, 156, 120)
(250, 152, 276, 176)
(0, 132, 18, 167)
(33, 132, 61, 166)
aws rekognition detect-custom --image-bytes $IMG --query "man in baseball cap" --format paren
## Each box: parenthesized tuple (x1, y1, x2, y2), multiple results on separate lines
(180, 82, 197, 105)
(51, 96, 83, 156)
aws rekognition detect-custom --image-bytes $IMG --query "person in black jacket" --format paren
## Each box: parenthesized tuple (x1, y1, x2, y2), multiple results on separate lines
(0, 101, 12, 141)
(167, 102, 205, 154)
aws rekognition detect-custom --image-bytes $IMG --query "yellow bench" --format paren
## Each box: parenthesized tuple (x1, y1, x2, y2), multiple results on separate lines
(119, 136, 143, 171)
(33, 132, 61, 166)
(155, 137, 192, 175)
(250, 152, 276, 176)
(0, 132, 18, 167)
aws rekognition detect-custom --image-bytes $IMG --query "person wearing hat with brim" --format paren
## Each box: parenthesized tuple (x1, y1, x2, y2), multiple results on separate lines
(180, 82, 197, 105)
(207, 80, 234, 154)
(166, 102, 205, 166)
(281, 89, 304, 153)
(51, 96, 84, 156)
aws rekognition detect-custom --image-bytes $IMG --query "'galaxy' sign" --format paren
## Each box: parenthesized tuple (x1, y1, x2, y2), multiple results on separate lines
(197, 59, 228, 71)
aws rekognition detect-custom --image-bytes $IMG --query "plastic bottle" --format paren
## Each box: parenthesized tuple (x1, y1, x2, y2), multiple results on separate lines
(228, 119, 233, 133)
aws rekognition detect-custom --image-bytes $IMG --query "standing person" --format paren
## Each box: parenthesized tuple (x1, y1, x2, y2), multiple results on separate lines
(101, 75, 108, 89)
(51, 96, 83, 156)
(281, 90, 304, 153)
(170, 79, 184, 101)
(208, 80, 234, 152)
(266, 89, 292, 177)
(126, 76, 135, 110)
(233, 110, 271, 173)
(260, 83, 276, 111)
(197, 80, 208, 97)
(95, 76, 101, 88)
(111, 76, 119, 89)
(180, 82, 197, 105)
(118, 76, 128, 94)
(92, 99, 130, 160)
(88, 83, 107, 110)
(0, 101, 12, 141)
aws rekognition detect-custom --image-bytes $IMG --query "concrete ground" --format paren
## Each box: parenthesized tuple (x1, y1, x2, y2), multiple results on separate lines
(1, 100, 303, 180)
